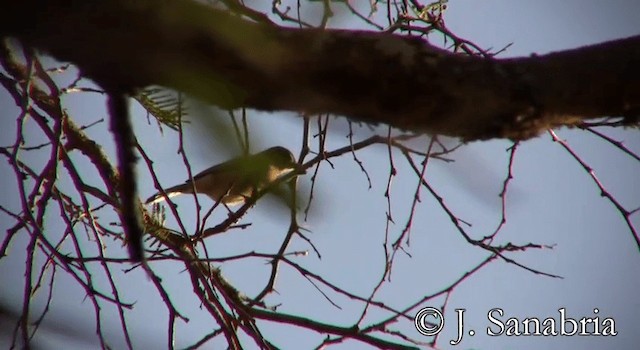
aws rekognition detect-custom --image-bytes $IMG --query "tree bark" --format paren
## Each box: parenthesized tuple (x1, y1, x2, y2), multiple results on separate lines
(2, 0, 639, 140)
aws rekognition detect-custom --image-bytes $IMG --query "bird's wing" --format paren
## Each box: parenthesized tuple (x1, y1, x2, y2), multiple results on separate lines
(191, 155, 252, 181)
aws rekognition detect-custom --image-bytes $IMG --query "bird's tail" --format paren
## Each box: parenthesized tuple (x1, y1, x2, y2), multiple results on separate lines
(145, 183, 193, 204)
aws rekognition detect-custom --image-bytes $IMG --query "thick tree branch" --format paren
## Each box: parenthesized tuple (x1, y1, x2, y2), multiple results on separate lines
(2, 0, 639, 140)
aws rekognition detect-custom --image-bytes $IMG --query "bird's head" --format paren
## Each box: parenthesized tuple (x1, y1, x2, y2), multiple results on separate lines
(258, 146, 306, 181)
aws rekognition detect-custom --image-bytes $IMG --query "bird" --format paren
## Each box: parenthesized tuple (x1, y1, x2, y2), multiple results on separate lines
(145, 146, 302, 205)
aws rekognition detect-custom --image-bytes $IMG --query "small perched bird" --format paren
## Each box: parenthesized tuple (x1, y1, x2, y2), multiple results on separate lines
(145, 146, 301, 205)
